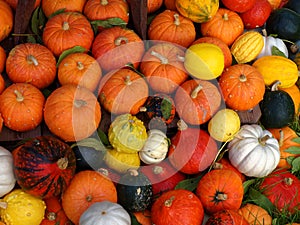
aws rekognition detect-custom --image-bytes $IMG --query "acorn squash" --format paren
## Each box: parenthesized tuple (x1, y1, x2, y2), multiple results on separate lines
(284, 0, 300, 14)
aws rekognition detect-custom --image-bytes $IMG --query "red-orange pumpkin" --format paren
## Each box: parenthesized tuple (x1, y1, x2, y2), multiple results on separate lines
(201, 8, 244, 46)
(174, 79, 222, 125)
(206, 209, 250, 225)
(44, 84, 101, 142)
(0, 83, 45, 132)
(151, 189, 204, 225)
(196, 169, 244, 215)
(6, 43, 57, 89)
(0, 0, 13, 42)
(42, 12, 94, 57)
(148, 9, 196, 48)
(98, 68, 149, 115)
(147, 0, 163, 13)
(139, 42, 188, 94)
(41, 0, 86, 18)
(218, 64, 265, 111)
(92, 26, 145, 72)
(62, 170, 118, 225)
(164, 0, 177, 11)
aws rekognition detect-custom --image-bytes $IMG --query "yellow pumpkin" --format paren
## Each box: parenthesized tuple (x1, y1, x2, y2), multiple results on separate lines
(252, 55, 299, 88)
(0, 189, 46, 225)
(230, 31, 264, 64)
(175, 0, 219, 23)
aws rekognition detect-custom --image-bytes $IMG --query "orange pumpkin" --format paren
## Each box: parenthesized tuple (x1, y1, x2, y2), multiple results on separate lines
(133, 210, 152, 225)
(98, 68, 149, 115)
(174, 79, 222, 125)
(41, 0, 86, 18)
(0, 45, 6, 73)
(6, 43, 57, 89)
(218, 64, 265, 111)
(196, 169, 244, 215)
(201, 8, 244, 46)
(61, 170, 117, 225)
(268, 126, 300, 169)
(206, 209, 250, 225)
(279, 84, 300, 115)
(44, 84, 101, 142)
(148, 9, 196, 48)
(238, 203, 272, 225)
(267, 0, 282, 9)
(92, 26, 145, 72)
(0, 83, 45, 132)
(192, 36, 232, 68)
(164, 0, 176, 11)
(4, 0, 40, 10)
(42, 12, 94, 57)
(0, 0, 13, 42)
(0, 74, 5, 95)
(140, 42, 188, 94)
(58, 52, 102, 92)
(147, 0, 163, 13)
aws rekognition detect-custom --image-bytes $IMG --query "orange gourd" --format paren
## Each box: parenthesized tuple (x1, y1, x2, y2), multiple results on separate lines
(61, 170, 117, 225)
(279, 84, 300, 115)
(6, 43, 57, 89)
(42, 12, 94, 57)
(139, 42, 188, 94)
(148, 9, 196, 48)
(0, 0, 13, 42)
(41, 0, 86, 18)
(201, 8, 244, 46)
(44, 84, 101, 142)
(0, 83, 45, 132)
(0, 46, 6, 73)
(58, 52, 102, 92)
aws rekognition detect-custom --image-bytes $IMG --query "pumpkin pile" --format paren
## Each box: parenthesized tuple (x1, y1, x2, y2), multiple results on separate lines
(0, 0, 300, 224)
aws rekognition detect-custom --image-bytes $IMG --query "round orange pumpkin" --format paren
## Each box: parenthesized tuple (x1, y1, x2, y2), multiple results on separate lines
(0, 0, 13, 42)
(0, 82, 45, 132)
(42, 12, 94, 57)
(164, 0, 176, 10)
(61, 170, 117, 225)
(6, 43, 57, 89)
(42, 0, 86, 18)
(0, 74, 5, 95)
(44, 84, 101, 142)
(139, 42, 188, 94)
(201, 8, 244, 46)
(92, 26, 145, 72)
(58, 52, 102, 92)
(147, 0, 163, 13)
(174, 79, 222, 125)
(218, 64, 265, 111)
(279, 84, 300, 115)
(148, 9, 196, 48)
(0, 45, 6, 73)
(98, 68, 149, 115)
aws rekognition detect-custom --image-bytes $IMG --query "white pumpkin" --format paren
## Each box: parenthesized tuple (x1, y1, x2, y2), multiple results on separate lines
(139, 129, 169, 164)
(79, 201, 131, 225)
(228, 124, 280, 178)
(257, 35, 288, 58)
(0, 146, 16, 197)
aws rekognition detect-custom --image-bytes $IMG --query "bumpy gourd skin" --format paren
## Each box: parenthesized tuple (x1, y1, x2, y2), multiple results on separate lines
(0, 189, 46, 225)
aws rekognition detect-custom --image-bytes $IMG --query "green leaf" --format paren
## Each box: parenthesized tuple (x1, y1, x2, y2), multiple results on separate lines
(248, 188, 276, 215)
(56, 46, 86, 67)
(97, 129, 111, 148)
(125, 63, 145, 78)
(130, 213, 141, 225)
(292, 137, 300, 144)
(31, 7, 46, 36)
(71, 137, 107, 151)
(243, 178, 257, 194)
(284, 146, 300, 154)
(161, 97, 173, 120)
(48, 8, 66, 19)
(271, 46, 287, 57)
(174, 174, 203, 192)
(90, 18, 127, 31)
(291, 157, 300, 173)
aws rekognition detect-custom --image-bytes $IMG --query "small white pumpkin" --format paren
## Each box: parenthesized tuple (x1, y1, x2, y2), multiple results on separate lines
(228, 124, 280, 178)
(257, 34, 288, 58)
(79, 201, 131, 225)
(139, 129, 169, 164)
(0, 146, 16, 197)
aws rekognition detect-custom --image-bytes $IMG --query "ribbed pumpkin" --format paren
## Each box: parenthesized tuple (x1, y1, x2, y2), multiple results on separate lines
(139, 42, 188, 94)
(230, 31, 264, 64)
(0, 0, 13, 42)
(147, 9, 196, 48)
(238, 203, 272, 225)
(12, 136, 76, 199)
(42, 12, 94, 57)
(42, 0, 86, 18)
(175, 0, 219, 23)
(252, 55, 299, 88)
(218, 64, 265, 111)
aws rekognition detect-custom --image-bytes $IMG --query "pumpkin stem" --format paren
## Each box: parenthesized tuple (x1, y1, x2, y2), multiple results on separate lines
(190, 84, 202, 99)
(124, 75, 132, 85)
(115, 36, 129, 46)
(213, 162, 223, 170)
(279, 129, 284, 147)
(128, 168, 139, 176)
(26, 55, 39, 66)
(14, 90, 24, 102)
(173, 13, 180, 26)
(239, 74, 247, 82)
(101, 0, 108, 5)
(262, 28, 267, 37)
(74, 99, 87, 108)
(153, 166, 163, 174)
(177, 54, 185, 62)
(177, 119, 188, 131)
(284, 177, 293, 186)
(164, 196, 175, 207)
(62, 21, 70, 31)
(57, 157, 69, 170)
(259, 135, 271, 146)
(150, 50, 168, 64)
(47, 212, 57, 221)
(271, 80, 281, 91)
(215, 193, 227, 201)
(222, 13, 229, 21)
(0, 202, 8, 209)
(139, 106, 147, 112)
(86, 194, 93, 202)
(77, 61, 84, 70)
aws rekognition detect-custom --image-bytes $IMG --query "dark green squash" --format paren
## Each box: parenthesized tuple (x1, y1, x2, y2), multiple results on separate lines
(266, 8, 300, 41)
(116, 169, 153, 212)
(284, 0, 300, 14)
(259, 82, 295, 129)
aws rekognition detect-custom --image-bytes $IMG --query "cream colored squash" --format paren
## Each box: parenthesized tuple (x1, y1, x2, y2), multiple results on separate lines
(139, 129, 169, 164)
(79, 201, 131, 225)
(228, 124, 280, 178)
(257, 35, 288, 59)
(0, 146, 16, 197)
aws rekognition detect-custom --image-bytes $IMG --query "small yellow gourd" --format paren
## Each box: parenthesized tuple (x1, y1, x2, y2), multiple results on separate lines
(0, 189, 46, 225)
(231, 31, 264, 64)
